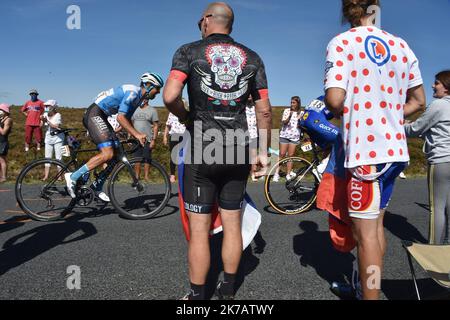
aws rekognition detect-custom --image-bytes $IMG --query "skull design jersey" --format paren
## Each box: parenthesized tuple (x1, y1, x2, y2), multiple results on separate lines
(169, 33, 269, 147)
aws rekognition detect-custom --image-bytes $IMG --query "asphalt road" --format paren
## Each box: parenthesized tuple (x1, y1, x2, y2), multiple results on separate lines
(0, 179, 447, 300)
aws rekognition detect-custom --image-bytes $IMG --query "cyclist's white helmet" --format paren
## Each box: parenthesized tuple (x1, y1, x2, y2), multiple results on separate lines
(141, 72, 164, 88)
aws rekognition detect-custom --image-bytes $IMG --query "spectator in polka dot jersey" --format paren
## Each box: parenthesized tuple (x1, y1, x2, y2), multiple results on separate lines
(324, 0, 426, 300)
(273, 96, 303, 182)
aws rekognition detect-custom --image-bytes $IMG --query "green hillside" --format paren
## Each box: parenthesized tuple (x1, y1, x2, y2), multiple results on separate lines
(3, 106, 427, 182)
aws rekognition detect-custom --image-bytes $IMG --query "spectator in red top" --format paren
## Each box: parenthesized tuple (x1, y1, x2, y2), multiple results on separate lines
(21, 89, 45, 152)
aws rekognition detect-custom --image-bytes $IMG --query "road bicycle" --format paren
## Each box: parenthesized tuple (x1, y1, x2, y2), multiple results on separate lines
(15, 129, 171, 221)
(264, 134, 326, 215)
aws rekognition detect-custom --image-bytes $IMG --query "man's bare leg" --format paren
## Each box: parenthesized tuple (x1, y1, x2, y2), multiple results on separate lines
(188, 211, 212, 299)
(352, 218, 383, 300)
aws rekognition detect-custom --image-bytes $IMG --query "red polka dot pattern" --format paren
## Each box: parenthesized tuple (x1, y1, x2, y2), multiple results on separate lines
(325, 29, 413, 166)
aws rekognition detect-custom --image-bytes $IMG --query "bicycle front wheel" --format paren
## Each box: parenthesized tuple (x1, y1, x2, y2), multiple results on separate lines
(15, 159, 76, 221)
(108, 157, 171, 220)
(264, 157, 320, 215)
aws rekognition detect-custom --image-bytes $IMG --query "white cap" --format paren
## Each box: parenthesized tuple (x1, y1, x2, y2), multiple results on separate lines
(44, 100, 58, 107)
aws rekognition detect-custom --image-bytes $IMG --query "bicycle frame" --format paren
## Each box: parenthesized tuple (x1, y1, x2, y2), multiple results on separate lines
(291, 141, 322, 189)
(41, 131, 142, 197)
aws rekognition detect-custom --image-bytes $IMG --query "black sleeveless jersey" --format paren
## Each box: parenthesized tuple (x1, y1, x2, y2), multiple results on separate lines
(170, 33, 269, 146)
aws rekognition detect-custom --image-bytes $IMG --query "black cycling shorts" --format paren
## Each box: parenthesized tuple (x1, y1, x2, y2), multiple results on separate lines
(0, 141, 9, 156)
(133, 143, 152, 164)
(83, 104, 118, 149)
(183, 163, 251, 214)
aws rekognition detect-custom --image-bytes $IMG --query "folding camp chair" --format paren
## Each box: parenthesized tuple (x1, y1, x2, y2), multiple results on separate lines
(402, 241, 450, 300)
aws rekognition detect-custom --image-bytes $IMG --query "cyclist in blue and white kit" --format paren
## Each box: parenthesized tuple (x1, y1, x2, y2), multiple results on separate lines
(299, 96, 340, 175)
(300, 96, 340, 149)
(64, 72, 164, 201)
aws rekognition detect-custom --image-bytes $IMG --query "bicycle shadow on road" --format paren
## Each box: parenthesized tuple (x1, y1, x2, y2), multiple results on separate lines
(205, 231, 265, 299)
(0, 215, 97, 277)
(263, 205, 280, 215)
(70, 201, 177, 220)
(384, 211, 427, 243)
(0, 216, 29, 234)
(293, 221, 355, 286)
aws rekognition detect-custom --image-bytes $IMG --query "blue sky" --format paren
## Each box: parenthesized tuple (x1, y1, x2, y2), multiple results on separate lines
(0, 0, 449, 107)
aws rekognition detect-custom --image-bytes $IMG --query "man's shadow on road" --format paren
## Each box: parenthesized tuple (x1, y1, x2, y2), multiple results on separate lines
(383, 211, 427, 243)
(0, 217, 30, 234)
(205, 231, 266, 299)
(293, 221, 355, 286)
(0, 215, 97, 277)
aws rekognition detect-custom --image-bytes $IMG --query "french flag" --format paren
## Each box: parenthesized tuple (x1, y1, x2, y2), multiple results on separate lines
(316, 138, 356, 253)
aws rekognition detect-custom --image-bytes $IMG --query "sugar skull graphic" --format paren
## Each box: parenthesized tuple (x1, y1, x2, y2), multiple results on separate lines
(205, 44, 247, 90)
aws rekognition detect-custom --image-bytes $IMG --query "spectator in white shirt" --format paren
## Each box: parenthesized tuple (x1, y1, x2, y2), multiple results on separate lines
(42, 100, 64, 181)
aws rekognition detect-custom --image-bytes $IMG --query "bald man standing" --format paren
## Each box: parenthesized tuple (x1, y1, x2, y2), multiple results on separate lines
(164, 2, 272, 300)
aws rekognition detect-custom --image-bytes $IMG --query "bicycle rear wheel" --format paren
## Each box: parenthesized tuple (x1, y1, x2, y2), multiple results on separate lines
(264, 157, 320, 215)
(108, 157, 171, 220)
(15, 159, 76, 221)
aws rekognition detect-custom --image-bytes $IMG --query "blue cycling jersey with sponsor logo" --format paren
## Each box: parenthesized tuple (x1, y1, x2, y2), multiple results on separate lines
(94, 85, 142, 118)
(300, 97, 340, 148)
